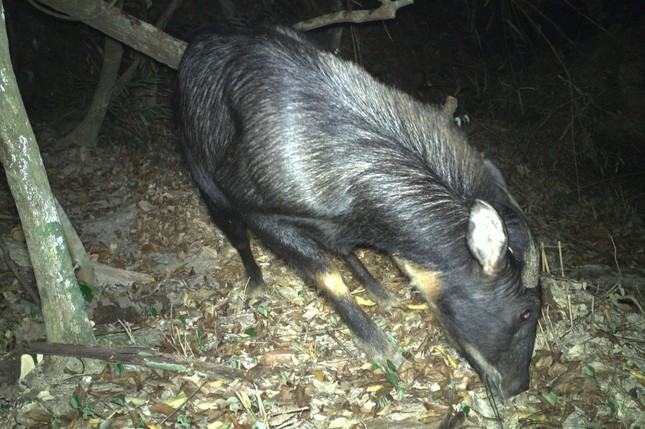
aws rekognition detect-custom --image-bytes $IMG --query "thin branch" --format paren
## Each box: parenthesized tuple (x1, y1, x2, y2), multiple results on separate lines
(0, 239, 41, 307)
(294, 0, 414, 31)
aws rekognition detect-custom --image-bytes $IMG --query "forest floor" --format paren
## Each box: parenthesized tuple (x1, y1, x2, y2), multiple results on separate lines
(0, 107, 643, 428)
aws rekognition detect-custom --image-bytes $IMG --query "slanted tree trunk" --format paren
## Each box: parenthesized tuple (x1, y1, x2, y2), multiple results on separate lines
(34, 0, 186, 69)
(117, 0, 182, 85)
(0, 4, 94, 347)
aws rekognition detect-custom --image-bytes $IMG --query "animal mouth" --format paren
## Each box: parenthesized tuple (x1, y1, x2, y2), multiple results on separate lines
(459, 341, 510, 398)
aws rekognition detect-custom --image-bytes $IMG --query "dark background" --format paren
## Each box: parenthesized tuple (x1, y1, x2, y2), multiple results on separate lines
(2, 0, 644, 269)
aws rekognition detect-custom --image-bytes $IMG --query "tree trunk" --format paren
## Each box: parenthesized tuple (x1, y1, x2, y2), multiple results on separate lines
(59, 0, 182, 150)
(0, 4, 94, 346)
(59, 36, 123, 149)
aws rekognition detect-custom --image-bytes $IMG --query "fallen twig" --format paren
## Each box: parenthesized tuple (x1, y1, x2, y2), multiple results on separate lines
(27, 342, 245, 380)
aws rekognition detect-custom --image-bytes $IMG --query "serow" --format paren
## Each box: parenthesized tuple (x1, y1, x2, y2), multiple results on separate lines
(175, 25, 542, 399)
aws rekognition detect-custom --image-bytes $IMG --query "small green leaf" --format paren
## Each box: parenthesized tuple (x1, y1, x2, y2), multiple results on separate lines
(177, 415, 190, 428)
(111, 395, 127, 407)
(82, 405, 96, 418)
(542, 391, 558, 405)
(195, 328, 207, 351)
(114, 362, 125, 376)
(379, 359, 400, 388)
(385, 370, 399, 388)
(244, 327, 258, 337)
(279, 370, 290, 382)
(385, 359, 397, 372)
(608, 398, 619, 415)
(263, 398, 277, 407)
(396, 386, 405, 399)
(608, 294, 619, 306)
(69, 395, 82, 409)
(291, 343, 305, 353)
(584, 365, 598, 382)
(462, 404, 471, 417)
(50, 416, 62, 428)
(256, 305, 269, 317)
(79, 283, 94, 302)
(148, 305, 160, 317)
(377, 395, 391, 408)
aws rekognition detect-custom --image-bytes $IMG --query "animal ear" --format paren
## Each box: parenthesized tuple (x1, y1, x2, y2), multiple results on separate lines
(485, 160, 529, 216)
(522, 238, 540, 288)
(467, 200, 508, 276)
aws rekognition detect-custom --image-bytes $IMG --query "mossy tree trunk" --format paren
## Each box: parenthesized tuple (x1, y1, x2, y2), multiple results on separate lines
(0, 4, 94, 346)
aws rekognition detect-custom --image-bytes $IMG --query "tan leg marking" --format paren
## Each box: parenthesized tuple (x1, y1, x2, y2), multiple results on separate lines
(393, 256, 443, 305)
(316, 270, 351, 299)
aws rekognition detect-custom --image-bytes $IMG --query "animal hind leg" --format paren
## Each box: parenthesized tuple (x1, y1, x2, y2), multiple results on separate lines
(250, 219, 400, 364)
(198, 188, 265, 296)
(342, 252, 400, 309)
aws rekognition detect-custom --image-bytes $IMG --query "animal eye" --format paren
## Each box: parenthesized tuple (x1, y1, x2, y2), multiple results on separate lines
(520, 309, 532, 321)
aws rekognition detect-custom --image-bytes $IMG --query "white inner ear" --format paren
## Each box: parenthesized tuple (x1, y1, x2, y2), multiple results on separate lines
(467, 199, 508, 275)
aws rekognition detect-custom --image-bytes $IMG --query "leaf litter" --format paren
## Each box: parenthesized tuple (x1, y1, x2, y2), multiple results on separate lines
(0, 130, 643, 429)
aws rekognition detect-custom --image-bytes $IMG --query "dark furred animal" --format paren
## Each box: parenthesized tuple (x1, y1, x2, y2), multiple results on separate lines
(176, 25, 542, 398)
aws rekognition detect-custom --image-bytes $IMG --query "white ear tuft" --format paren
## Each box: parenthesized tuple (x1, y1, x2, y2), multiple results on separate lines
(467, 200, 508, 275)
